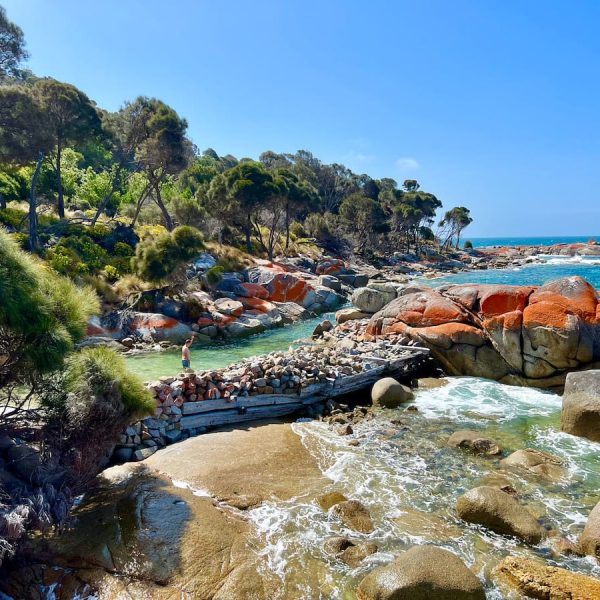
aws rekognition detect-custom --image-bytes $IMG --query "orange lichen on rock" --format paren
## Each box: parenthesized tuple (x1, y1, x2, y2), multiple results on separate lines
(417, 322, 486, 347)
(240, 282, 270, 299)
(479, 286, 534, 317)
(131, 314, 180, 330)
(483, 309, 523, 332)
(528, 277, 598, 323)
(239, 297, 278, 313)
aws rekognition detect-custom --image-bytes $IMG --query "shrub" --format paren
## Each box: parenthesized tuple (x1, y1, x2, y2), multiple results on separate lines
(133, 225, 204, 284)
(205, 265, 224, 287)
(289, 220, 308, 239)
(0, 207, 27, 230)
(54, 235, 108, 273)
(464, 240, 473, 249)
(64, 347, 154, 421)
(102, 264, 119, 281)
(0, 228, 99, 381)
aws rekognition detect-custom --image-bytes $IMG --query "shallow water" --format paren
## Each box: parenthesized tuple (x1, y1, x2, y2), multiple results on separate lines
(125, 310, 337, 379)
(243, 377, 600, 599)
(433, 255, 600, 288)
(469, 235, 599, 248)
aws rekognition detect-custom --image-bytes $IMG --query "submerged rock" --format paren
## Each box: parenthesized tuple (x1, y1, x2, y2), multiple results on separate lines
(316, 491, 348, 511)
(356, 545, 485, 600)
(561, 370, 600, 442)
(371, 377, 414, 408)
(447, 430, 502, 456)
(456, 485, 546, 543)
(324, 537, 377, 567)
(331, 500, 374, 534)
(495, 556, 600, 599)
(578, 500, 600, 558)
(500, 448, 564, 479)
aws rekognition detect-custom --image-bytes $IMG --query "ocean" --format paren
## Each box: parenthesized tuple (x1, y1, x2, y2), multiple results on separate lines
(434, 255, 600, 288)
(468, 235, 598, 248)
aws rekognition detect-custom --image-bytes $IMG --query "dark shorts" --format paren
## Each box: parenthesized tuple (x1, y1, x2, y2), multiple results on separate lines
(182, 359, 190, 368)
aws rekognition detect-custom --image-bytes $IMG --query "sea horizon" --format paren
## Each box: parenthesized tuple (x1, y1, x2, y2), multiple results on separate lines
(468, 235, 599, 248)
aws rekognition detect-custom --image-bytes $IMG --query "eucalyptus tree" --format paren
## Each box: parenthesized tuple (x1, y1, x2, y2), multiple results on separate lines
(120, 97, 192, 230)
(339, 192, 388, 253)
(35, 79, 102, 218)
(0, 6, 28, 80)
(439, 206, 473, 249)
(207, 161, 277, 253)
(0, 85, 53, 250)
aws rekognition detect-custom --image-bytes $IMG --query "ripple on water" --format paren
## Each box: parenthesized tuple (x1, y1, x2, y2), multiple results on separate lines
(243, 377, 600, 598)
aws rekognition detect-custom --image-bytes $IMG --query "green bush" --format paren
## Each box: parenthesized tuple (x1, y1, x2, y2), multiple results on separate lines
(205, 265, 224, 287)
(133, 225, 204, 283)
(464, 240, 473, 249)
(64, 347, 154, 421)
(289, 220, 308, 239)
(0, 207, 28, 230)
(55, 234, 108, 273)
(0, 228, 100, 379)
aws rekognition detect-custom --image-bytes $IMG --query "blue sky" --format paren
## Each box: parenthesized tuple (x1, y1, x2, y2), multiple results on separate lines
(5, 0, 600, 237)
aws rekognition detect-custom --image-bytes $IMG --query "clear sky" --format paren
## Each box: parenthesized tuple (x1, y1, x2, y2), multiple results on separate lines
(4, 0, 600, 237)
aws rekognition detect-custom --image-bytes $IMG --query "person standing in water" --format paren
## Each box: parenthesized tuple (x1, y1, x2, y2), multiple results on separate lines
(181, 336, 195, 369)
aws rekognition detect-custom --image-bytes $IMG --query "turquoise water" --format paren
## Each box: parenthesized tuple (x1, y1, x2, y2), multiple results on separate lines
(469, 235, 599, 248)
(126, 311, 336, 379)
(433, 256, 600, 288)
(247, 377, 600, 598)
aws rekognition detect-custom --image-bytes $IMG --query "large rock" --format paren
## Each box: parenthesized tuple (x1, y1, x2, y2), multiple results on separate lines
(578, 500, 600, 558)
(331, 500, 374, 533)
(356, 546, 485, 600)
(447, 430, 502, 456)
(500, 448, 564, 479)
(371, 377, 414, 408)
(365, 277, 600, 388)
(495, 556, 600, 599)
(128, 312, 193, 344)
(561, 370, 600, 442)
(456, 486, 546, 543)
(352, 287, 393, 314)
(336, 307, 370, 324)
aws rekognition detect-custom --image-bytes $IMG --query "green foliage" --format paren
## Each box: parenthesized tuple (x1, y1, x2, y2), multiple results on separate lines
(205, 265, 224, 287)
(64, 346, 154, 421)
(289, 220, 308, 239)
(464, 240, 473, 249)
(55, 234, 108, 272)
(0, 206, 27, 229)
(0, 228, 99, 381)
(133, 225, 204, 283)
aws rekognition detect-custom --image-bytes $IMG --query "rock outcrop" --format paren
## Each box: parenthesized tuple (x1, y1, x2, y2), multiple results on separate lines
(371, 377, 414, 408)
(366, 276, 600, 388)
(356, 546, 485, 600)
(456, 485, 546, 543)
(561, 370, 600, 441)
(500, 448, 564, 479)
(447, 430, 502, 456)
(578, 500, 600, 558)
(495, 556, 600, 599)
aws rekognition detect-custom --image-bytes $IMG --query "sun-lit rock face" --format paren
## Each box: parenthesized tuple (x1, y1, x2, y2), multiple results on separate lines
(366, 276, 600, 387)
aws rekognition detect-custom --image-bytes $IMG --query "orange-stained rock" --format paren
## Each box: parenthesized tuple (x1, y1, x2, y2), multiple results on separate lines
(239, 297, 278, 314)
(264, 272, 313, 304)
(529, 277, 598, 323)
(196, 317, 215, 327)
(131, 314, 181, 330)
(316, 258, 346, 275)
(365, 276, 600, 388)
(240, 282, 270, 299)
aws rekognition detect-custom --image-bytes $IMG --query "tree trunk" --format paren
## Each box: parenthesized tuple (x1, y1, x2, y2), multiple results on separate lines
(29, 152, 44, 252)
(245, 214, 252, 254)
(129, 183, 151, 229)
(154, 184, 173, 231)
(56, 143, 64, 219)
(91, 167, 121, 225)
(284, 202, 291, 250)
(0, 194, 5, 210)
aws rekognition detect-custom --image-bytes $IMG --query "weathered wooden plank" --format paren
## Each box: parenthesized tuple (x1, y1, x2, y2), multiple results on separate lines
(181, 394, 304, 415)
(180, 403, 303, 429)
